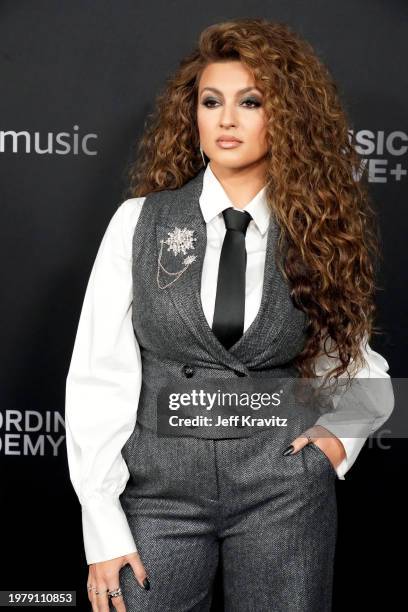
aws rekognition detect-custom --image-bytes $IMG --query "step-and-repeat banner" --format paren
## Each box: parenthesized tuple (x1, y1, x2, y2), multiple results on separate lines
(1, 1, 405, 610)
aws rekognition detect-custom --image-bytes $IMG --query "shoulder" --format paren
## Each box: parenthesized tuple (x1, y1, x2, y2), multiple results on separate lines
(119, 196, 146, 225)
(112, 197, 146, 260)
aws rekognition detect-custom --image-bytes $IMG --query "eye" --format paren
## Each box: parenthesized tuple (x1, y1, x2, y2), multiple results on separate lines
(241, 97, 262, 108)
(201, 97, 220, 108)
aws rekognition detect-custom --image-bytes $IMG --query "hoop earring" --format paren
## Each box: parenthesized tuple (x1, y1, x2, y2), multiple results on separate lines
(199, 145, 207, 167)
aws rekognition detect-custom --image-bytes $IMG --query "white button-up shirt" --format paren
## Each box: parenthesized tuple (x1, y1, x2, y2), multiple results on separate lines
(65, 162, 394, 564)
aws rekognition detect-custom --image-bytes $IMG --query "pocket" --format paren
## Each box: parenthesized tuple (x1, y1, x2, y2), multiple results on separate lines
(307, 442, 337, 477)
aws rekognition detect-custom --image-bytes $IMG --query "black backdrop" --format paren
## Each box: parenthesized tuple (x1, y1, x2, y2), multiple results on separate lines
(1, 1, 406, 609)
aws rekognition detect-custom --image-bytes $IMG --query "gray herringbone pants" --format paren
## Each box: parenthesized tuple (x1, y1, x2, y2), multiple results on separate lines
(118, 420, 337, 612)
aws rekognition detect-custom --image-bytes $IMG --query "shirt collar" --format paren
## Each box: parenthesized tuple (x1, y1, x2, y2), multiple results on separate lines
(199, 162, 270, 236)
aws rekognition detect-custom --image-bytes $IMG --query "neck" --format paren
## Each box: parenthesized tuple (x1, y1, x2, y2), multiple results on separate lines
(208, 159, 267, 208)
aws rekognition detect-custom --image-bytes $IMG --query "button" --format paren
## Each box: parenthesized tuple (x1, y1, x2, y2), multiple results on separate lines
(182, 364, 195, 378)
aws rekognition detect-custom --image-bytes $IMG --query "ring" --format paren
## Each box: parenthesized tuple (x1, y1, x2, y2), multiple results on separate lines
(87, 585, 93, 592)
(303, 432, 313, 444)
(108, 587, 123, 599)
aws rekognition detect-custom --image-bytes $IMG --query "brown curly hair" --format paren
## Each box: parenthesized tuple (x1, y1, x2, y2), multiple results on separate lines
(122, 17, 384, 390)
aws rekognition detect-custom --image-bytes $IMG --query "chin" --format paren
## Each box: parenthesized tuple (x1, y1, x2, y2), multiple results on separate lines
(209, 154, 251, 170)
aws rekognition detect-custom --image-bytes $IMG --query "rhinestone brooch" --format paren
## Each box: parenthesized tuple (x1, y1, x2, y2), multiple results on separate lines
(157, 226, 197, 289)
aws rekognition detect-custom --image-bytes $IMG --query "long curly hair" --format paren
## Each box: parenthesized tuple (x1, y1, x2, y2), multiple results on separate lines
(122, 18, 383, 389)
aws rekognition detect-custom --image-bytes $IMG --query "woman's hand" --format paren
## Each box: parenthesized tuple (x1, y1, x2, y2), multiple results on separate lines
(283, 425, 347, 470)
(87, 551, 149, 611)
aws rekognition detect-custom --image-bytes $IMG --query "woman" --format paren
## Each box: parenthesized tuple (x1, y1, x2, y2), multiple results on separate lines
(65, 18, 394, 611)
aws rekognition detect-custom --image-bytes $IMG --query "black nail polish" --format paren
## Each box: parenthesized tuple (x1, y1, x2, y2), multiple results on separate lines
(143, 577, 150, 590)
(282, 445, 294, 456)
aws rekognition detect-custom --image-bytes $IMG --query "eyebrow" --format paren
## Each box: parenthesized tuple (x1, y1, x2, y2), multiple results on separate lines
(200, 86, 262, 96)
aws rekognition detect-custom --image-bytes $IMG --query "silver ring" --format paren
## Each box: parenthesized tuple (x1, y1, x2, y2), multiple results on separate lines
(108, 587, 123, 598)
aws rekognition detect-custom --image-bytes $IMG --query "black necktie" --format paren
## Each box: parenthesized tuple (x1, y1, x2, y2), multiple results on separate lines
(212, 207, 252, 349)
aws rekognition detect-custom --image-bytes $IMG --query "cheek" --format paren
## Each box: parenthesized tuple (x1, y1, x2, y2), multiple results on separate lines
(253, 121, 268, 151)
(197, 112, 215, 139)
(242, 113, 267, 145)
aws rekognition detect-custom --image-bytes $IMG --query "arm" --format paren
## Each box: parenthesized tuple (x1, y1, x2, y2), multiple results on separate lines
(313, 335, 394, 480)
(64, 197, 145, 564)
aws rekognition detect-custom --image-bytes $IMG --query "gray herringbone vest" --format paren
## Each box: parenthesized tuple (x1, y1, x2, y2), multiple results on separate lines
(131, 168, 309, 433)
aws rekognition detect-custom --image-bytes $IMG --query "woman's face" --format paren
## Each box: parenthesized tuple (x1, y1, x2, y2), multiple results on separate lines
(197, 61, 269, 172)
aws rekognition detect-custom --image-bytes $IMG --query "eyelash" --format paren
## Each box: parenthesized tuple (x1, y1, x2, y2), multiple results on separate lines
(201, 97, 262, 109)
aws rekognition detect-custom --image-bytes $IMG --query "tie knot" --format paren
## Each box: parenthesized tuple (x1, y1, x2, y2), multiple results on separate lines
(222, 207, 252, 234)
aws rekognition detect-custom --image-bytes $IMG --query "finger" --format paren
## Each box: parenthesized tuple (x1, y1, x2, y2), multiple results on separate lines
(87, 573, 93, 605)
(89, 585, 98, 612)
(86, 565, 96, 603)
(297, 433, 316, 450)
(88, 566, 98, 609)
(87, 587, 93, 606)
(109, 587, 126, 612)
(283, 435, 313, 455)
(107, 572, 125, 612)
(95, 584, 110, 612)
(125, 552, 150, 590)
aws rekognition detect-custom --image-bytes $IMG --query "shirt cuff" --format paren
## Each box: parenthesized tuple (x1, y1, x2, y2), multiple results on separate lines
(332, 436, 368, 480)
(313, 416, 370, 480)
(81, 496, 137, 564)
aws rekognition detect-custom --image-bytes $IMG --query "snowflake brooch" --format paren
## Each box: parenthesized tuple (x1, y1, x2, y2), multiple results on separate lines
(157, 226, 198, 289)
(164, 226, 197, 256)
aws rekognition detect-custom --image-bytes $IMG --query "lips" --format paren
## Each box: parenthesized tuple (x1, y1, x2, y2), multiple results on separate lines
(216, 136, 242, 143)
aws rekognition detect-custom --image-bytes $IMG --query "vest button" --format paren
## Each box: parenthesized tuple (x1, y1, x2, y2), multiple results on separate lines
(182, 364, 195, 378)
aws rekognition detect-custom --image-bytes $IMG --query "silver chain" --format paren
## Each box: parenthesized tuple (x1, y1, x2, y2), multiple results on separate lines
(156, 239, 194, 289)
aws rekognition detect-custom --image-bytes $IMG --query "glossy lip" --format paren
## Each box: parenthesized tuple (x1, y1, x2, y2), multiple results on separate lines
(216, 135, 243, 143)
(216, 139, 243, 149)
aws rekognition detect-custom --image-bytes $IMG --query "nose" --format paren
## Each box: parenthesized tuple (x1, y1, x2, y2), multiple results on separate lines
(219, 101, 237, 128)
